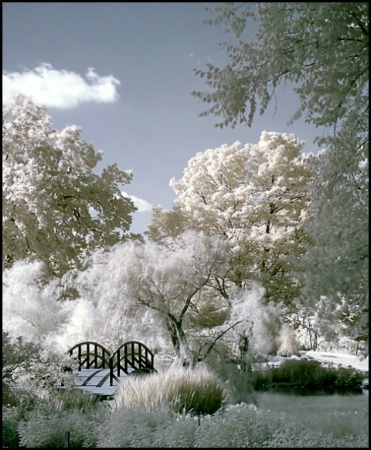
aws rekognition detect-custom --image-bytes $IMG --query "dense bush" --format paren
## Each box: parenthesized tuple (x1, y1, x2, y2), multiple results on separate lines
(3, 406, 23, 449)
(18, 408, 95, 448)
(16, 401, 368, 448)
(2, 333, 41, 386)
(46, 388, 101, 412)
(17, 389, 108, 448)
(252, 359, 365, 392)
(2, 387, 41, 448)
(97, 408, 199, 448)
(97, 402, 368, 448)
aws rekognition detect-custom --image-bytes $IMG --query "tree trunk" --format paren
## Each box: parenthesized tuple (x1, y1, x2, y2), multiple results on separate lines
(166, 316, 196, 368)
(165, 318, 180, 354)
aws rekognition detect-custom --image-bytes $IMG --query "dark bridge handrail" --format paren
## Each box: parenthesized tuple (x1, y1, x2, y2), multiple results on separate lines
(67, 340, 156, 386)
(109, 340, 156, 385)
(68, 341, 112, 371)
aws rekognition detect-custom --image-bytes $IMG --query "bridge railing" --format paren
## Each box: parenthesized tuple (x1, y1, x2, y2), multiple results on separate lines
(67, 340, 156, 386)
(68, 341, 111, 371)
(109, 341, 156, 385)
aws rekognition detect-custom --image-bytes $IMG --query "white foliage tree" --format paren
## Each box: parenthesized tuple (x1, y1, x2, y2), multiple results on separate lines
(3, 94, 138, 278)
(3, 260, 68, 346)
(3, 264, 78, 405)
(3, 257, 149, 355)
(58, 263, 164, 353)
(148, 131, 314, 307)
(219, 281, 285, 360)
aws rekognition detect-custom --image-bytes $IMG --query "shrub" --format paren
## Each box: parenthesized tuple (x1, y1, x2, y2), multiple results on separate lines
(18, 408, 95, 448)
(2, 332, 41, 386)
(253, 359, 365, 392)
(17, 389, 109, 448)
(195, 402, 368, 448)
(272, 359, 325, 386)
(99, 401, 368, 448)
(114, 363, 225, 416)
(196, 403, 274, 447)
(2, 387, 41, 448)
(204, 353, 257, 405)
(48, 388, 101, 412)
(97, 408, 199, 448)
(334, 367, 365, 390)
(2, 406, 22, 449)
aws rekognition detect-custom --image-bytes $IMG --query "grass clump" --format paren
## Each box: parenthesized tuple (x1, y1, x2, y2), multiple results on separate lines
(114, 363, 225, 416)
(48, 388, 101, 412)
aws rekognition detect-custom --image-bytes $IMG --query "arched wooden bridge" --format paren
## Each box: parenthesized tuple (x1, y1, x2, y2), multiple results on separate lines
(66, 340, 156, 399)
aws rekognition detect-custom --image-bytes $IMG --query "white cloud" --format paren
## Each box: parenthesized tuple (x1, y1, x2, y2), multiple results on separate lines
(3, 63, 120, 109)
(121, 192, 153, 212)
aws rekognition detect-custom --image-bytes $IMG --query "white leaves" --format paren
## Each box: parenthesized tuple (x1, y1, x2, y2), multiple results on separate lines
(43, 230, 233, 354)
(3, 94, 136, 276)
(195, 1, 368, 320)
(3, 260, 67, 344)
(154, 131, 314, 304)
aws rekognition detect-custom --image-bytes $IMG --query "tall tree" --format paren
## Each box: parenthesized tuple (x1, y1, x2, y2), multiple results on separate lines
(148, 132, 313, 307)
(191, 2, 369, 350)
(3, 95, 138, 277)
(302, 130, 368, 347)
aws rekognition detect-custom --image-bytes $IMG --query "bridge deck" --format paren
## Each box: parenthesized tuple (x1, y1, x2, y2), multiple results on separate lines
(66, 368, 135, 398)
(65, 340, 156, 400)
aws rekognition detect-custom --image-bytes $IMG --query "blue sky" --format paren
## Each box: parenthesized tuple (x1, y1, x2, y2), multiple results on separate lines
(3, 2, 320, 233)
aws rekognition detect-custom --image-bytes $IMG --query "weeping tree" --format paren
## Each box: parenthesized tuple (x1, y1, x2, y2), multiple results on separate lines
(70, 230, 245, 367)
(121, 231, 233, 367)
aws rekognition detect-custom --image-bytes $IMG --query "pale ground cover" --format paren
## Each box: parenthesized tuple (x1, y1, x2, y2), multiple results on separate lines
(257, 350, 368, 370)
(304, 350, 368, 372)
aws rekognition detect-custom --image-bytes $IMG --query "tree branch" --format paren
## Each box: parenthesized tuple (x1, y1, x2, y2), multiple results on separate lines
(198, 320, 243, 361)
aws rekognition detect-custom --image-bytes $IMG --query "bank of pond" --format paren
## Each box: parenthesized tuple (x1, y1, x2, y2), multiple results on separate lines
(251, 358, 367, 394)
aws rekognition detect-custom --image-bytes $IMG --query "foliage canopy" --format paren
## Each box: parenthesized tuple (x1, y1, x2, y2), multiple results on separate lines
(193, 2, 368, 139)
(3, 95, 138, 277)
